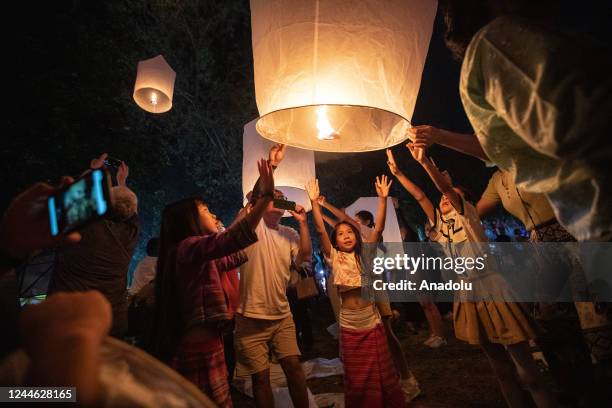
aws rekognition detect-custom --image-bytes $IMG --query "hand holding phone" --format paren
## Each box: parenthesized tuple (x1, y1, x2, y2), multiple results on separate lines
(48, 169, 112, 236)
(273, 198, 296, 212)
(104, 156, 123, 168)
(0, 179, 82, 261)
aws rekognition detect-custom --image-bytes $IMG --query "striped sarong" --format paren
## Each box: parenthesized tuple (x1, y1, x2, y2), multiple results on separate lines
(171, 336, 232, 408)
(340, 306, 405, 407)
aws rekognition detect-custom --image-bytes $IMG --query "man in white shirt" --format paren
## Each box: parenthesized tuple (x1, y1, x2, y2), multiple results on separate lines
(235, 145, 311, 408)
(128, 237, 159, 301)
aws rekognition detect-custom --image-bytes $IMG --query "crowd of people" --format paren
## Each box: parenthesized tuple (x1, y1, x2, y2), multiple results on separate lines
(0, 1, 610, 407)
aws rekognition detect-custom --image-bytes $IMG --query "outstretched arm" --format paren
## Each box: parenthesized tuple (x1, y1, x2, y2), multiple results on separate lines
(408, 143, 463, 213)
(116, 162, 129, 186)
(476, 198, 499, 218)
(179, 159, 274, 263)
(476, 173, 501, 218)
(251, 143, 286, 202)
(408, 125, 489, 162)
(288, 204, 312, 266)
(386, 149, 435, 223)
(318, 195, 360, 231)
(322, 213, 339, 228)
(371, 175, 392, 242)
(305, 179, 332, 258)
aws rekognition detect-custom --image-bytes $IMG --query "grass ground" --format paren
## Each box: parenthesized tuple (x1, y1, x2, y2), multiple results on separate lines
(231, 297, 507, 407)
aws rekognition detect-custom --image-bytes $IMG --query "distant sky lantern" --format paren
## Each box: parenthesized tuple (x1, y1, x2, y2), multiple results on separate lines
(250, 0, 437, 152)
(242, 119, 315, 216)
(133, 55, 176, 113)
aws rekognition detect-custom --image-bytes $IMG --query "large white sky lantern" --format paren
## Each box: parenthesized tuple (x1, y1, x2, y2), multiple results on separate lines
(133, 55, 176, 113)
(346, 197, 402, 242)
(242, 119, 315, 216)
(250, 0, 437, 152)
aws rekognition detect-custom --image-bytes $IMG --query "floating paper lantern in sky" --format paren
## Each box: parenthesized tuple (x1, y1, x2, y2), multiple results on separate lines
(133, 55, 176, 113)
(250, 0, 437, 152)
(242, 119, 315, 215)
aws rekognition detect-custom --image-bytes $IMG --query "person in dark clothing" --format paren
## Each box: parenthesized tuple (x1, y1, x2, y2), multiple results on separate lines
(495, 227, 511, 242)
(287, 262, 315, 353)
(48, 154, 139, 338)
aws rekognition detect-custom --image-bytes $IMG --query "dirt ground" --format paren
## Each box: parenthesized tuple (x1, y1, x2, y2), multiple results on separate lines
(231, 298, 508, 407)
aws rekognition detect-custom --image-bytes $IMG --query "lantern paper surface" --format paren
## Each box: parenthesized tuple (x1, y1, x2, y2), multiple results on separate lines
(133, 55, 176, 113)
(242, 119, 315, 216)
(345, 197, 402, 242)
(250, 0, 437, 152)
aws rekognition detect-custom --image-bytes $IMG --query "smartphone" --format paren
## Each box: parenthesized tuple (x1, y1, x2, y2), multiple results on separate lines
(273, 198, 296, 212)
(104, 156, 123, 168)
(48, 168, 112, 236)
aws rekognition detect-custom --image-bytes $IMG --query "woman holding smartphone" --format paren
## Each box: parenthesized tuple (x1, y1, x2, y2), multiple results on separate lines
(152, 159, 274, 408)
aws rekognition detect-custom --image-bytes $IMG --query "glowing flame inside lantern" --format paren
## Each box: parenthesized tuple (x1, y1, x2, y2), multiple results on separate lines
(150, 92, 158, 106)
(316, 106, 335, 140)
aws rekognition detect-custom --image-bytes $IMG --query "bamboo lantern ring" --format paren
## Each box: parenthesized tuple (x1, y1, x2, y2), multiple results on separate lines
(250, 0, 437, 152)
(133, 55, 176, 114)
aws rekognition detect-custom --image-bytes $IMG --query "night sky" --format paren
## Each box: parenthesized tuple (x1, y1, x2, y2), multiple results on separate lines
(3, 1, 609, 266)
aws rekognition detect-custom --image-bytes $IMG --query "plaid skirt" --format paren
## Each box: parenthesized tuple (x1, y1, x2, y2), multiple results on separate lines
(171, 336, 232, 408)
(340, 307, 405, 408)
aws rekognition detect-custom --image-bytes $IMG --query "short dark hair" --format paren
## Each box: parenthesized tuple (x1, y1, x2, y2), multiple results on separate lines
(440, 0, 496, 60)
(355, 210, 374, 227)
(146, 237, 160, 257)
(441, 0, 543, 61)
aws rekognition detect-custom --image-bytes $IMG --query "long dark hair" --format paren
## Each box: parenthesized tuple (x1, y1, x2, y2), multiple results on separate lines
(330, 221, 363, 261)
(440, 0, 549, 61)
(151, 197, 207, 361)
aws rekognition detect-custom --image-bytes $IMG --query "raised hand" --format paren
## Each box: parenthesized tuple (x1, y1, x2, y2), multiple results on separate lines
(386, 149, 400, 176)
(317, 195, 326, 206)
(269, 143, 287, 167)
(441, 170, 453, 185)
(289, 204, 307, 224)
(89, 153, 108, 170)
(305, 179, 320, 202)
(257, 158, 275, 196)
(407, 125, 441, 148)
(406, 142, 427, 164)
(375, 174, 392, 198)
(116, 161, 129, 186)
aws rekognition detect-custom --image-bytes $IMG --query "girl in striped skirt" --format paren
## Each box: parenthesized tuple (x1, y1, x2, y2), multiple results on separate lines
(306, 176, 406, 408)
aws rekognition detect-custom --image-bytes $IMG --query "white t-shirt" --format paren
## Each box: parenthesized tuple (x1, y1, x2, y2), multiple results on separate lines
(129, 256, 157, 295)
(238, 220, 300, 319)
(359, 224, 376, 243)
(430, 198, 492, 278)
(430, 198, 487, 244)
(329, 247, 362, 291)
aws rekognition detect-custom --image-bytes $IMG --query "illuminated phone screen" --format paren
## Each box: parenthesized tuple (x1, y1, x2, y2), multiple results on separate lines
(48, 169, 109, 236)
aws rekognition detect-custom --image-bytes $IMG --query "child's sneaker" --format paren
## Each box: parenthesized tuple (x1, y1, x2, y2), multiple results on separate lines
(400, 375, 421, 403)
(423, 334, 435, 346)
(427, 335, 447, 348)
